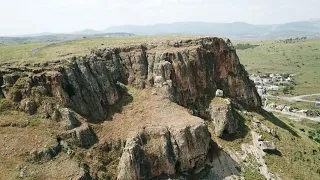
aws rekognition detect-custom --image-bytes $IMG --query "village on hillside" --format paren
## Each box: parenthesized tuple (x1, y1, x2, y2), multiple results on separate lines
(249, 73, 320, 118)
(249, 73, 294, 98)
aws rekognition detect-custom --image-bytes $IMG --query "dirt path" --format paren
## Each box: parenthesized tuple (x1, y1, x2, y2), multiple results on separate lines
(31, 41, 68, 56)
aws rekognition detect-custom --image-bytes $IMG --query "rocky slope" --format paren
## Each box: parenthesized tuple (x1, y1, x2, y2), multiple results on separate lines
(0, 37, 262, 179)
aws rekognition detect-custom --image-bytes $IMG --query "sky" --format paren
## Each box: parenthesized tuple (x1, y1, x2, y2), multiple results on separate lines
(0, 0, 320, 36)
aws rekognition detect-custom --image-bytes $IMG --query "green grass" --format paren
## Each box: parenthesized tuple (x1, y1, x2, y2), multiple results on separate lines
(261, 115, 320, 180)
(0, 42, 51, 63)
(0, 35, 205, 64)
(236, 39, 320, 95)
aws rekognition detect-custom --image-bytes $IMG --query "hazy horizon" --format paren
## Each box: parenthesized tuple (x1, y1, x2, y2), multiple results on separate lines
(1, 0, 320, 36)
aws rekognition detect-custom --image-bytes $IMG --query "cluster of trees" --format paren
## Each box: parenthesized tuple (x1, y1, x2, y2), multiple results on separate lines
(276, 37, 307, 44)
(282, 84, 295, 94)
(234, 43, 259, 50)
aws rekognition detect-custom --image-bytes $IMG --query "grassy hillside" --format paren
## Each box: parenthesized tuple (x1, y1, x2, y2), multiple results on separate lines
(263, 115, 320, 180)
(0, 33, 134, 46)
(236, 39, 320, 95)
(0, 35, 204, 64)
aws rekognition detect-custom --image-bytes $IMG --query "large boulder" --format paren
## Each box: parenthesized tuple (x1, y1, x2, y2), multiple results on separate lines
(117, 123, 210, 180)
(258, 141, 277, 152)
(252, 131, 277, 154)
(73, 123, 97, 148)
(55, 108, 80, 130)
(208, 97, 238, 137)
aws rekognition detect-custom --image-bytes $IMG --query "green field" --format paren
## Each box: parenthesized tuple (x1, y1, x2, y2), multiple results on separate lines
(236, 39, 320, 95)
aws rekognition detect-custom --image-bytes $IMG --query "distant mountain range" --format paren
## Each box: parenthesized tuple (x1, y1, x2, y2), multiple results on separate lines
(0, 33, 134, 46)
(1, 19, 320, 45)
(101, 19, 320, 40)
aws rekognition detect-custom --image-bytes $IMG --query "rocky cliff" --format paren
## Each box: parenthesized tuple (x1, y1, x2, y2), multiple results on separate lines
(0, 37, 262, 179)
(0, 37, 261, 121)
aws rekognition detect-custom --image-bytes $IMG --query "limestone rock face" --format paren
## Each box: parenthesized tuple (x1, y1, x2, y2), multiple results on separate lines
(0, 37, 261, 121)
(208, 97, 238, 137)
(117, 123, 210, 180)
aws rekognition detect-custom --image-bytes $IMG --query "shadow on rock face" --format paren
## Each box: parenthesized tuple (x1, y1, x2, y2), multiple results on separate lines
(150, 140, 241, 180)
(263, 149, 283, 157)
(260, 109, 300, 138)
(107, 92, 133, 120)
(90, 90, 133, 124)
(188, 140, 241, 180)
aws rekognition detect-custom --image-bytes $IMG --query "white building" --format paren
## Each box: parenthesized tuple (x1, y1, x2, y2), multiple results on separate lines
(267, 85, 280, 91)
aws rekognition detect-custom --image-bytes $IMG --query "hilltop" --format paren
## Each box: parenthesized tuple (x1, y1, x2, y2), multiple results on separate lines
(0, 37, 319, 180)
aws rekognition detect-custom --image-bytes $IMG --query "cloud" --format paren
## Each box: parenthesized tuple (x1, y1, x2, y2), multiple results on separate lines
(0, 0, 319, 35)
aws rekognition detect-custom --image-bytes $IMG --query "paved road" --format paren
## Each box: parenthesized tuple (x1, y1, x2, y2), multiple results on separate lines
(266, 93, 320, 103)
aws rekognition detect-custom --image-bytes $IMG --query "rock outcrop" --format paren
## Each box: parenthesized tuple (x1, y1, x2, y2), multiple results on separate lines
(0, 37, 261, 121)
(55, 108, 80, 130)
(0, 37, 264, 179)
(208, 97, 238, 137)
(117, 123, 211, 180)
(252, 131, 277, 154)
